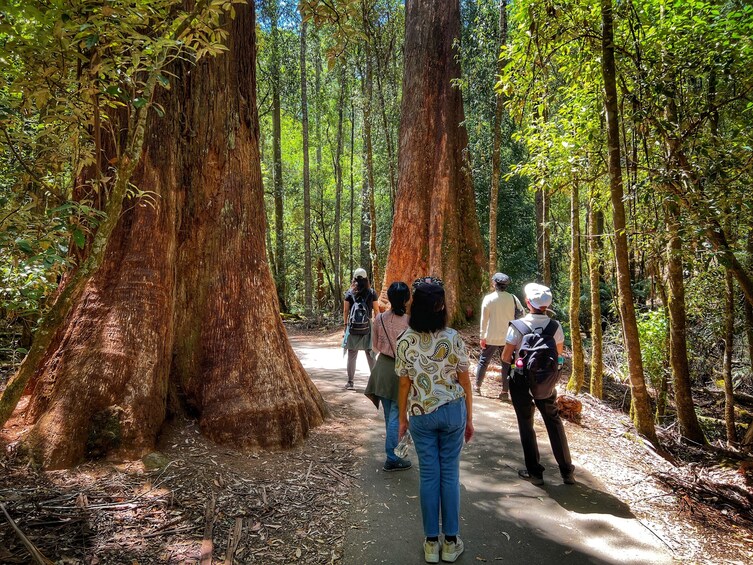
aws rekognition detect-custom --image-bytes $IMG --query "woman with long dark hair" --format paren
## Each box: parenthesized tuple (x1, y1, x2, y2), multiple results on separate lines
(396, 278, 474, 563)
(342, 268, 378, 389)
(365, 281, 412, 472)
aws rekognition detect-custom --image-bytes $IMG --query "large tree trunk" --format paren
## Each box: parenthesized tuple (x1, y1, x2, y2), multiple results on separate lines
(600, 0, 657, 445)
(380, 0, 484, 323)
(567, 181, 584, 392)
(588, 197, 604, 398)
(488, 0, 508, 276)
(20, 2, 325, 469)
(301, 19, 313, 317)
(665, 201, 706, 443)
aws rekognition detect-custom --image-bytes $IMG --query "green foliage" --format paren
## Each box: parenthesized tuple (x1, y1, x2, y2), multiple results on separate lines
(0, 0, 243, 332)
(636, 310, 669, 390)
(460, 0, 537, 289)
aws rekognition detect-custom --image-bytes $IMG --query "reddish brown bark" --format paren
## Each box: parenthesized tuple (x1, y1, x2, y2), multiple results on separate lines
(20, 2, 325, 469)
(380, 0, 484, 323)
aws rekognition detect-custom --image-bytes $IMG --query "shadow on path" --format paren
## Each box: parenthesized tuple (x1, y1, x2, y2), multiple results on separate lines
(291, 336, 673, 565)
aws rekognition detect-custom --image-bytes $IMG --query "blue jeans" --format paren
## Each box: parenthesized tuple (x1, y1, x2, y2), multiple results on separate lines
(409, 398, 466, 538)
(380, 397, 400, 462)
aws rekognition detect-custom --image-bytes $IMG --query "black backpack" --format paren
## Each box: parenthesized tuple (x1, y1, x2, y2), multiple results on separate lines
(348, 294, 371, 335)
(510, 319, 560, 399)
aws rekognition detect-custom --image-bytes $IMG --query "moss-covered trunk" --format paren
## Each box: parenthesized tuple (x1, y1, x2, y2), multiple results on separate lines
(567, 181, 584, 392)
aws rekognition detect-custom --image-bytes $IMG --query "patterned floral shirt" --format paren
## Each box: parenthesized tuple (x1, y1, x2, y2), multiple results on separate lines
(395, 328, 469, 415)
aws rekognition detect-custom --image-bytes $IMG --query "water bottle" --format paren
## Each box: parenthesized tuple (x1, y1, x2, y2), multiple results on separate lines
(394, 430, 413, 459)
(557, 355, 564, 371)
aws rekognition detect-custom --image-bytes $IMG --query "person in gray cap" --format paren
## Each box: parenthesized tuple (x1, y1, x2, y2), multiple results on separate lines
(475, 272, 523, 399)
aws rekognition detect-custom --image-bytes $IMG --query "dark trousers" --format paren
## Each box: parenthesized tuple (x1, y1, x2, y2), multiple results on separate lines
(509, 372, 574, 478)
(475, 345, 508, 392)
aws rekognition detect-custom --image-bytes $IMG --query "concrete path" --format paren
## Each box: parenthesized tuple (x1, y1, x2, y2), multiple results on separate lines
(291, 336, 674, 565)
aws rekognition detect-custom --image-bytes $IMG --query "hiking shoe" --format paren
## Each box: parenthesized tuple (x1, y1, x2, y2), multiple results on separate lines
(562, 473, 576, 485)
(345, 381, 355, 390)
(498, 391, 509, 402)
(441, 536, 464, 562)
(383, 458, 412, 472)
(518, 469, 544, 486)
(424, 539, 440, 563)
(473, 385, 481, 394)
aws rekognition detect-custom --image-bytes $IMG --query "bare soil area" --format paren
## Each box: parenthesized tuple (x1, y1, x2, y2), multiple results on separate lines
(1, 326, 752, 564)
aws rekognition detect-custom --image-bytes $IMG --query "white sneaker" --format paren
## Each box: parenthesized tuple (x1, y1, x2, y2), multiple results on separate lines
(441, 536, 464, 562)
(424, 539, 440, 563)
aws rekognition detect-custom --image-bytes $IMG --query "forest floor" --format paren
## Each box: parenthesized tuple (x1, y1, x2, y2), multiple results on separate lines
(0, 326, 752, 564)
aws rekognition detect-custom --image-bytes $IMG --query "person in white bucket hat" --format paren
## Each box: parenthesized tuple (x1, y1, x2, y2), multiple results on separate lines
(499, 282, 575, 486)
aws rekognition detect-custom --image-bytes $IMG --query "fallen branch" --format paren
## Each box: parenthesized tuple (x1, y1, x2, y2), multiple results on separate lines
(0, 504, 54, 565)
(224, 517, 244, 565)
(199, 493, 215, 565)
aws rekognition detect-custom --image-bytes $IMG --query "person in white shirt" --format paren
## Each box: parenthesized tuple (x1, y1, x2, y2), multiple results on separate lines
(475, 272, 523, 399)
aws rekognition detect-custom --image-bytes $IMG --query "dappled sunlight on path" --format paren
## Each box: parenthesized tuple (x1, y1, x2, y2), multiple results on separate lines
(290, 334, 673, 565)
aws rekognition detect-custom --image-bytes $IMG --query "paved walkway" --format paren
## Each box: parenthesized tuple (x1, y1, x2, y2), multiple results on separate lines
(291, 336, 673, 565)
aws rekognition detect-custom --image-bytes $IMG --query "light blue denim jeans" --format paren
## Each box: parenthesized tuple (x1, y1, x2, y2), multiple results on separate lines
(409, 398, 466, 537)
(380, 397, 400, 463)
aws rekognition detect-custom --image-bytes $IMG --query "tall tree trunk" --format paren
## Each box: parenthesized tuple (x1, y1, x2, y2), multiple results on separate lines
(746, 227, 753, 376)
(665, 201, 706, 443)
(363, 39, 380, 292)
(17, 2, 325, 469)
(381, 0, 484, 322)
(535, 188, 552, 285)
(567, 181, 584, 392)
(373, 46, 398, 216)
(332, 64, 346, 308)
(588, 197, 604, 398)
(300, 19, 313, 317)
(600, 0, 657, 444)
(488, 0, 508, 276)
(723, 269, 737, 444)
(349, 100, 355, 277)
(360, 141, 371, 271)
(271, 5, 287, 312)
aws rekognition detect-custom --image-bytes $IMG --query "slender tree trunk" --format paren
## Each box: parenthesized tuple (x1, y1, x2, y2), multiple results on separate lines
(535, 188, 552, 285)
(567, 181, 584, 392)
(723, 269, 737, 444)
(488, 0, 508, 276)
(746, 227, 753, 377)
(665, 201, 706, 443)
(373, 50, 398, 216)
(360, 140, 371, 271)
(332, 64, 346, 308)
(600, 0, 657, 444)
(271, 6, 287, 313)
(588, 198, 604, 398)
(300, 19, 313, 317)
(15, 2, 325, 468)
(381, 0, 484, 322)
(363, 40, 380, 292)
(349, 100, 355, 277)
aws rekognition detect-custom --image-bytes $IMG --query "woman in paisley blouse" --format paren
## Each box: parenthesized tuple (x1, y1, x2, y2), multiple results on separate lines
(396, 279, 474, 564)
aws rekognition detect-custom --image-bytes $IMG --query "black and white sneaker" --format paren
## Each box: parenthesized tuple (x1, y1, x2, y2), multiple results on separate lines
(383, 458, 412, 472)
